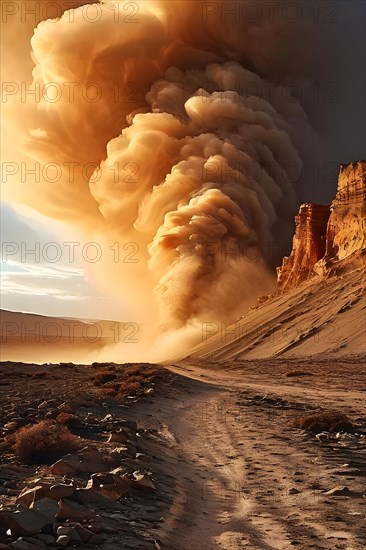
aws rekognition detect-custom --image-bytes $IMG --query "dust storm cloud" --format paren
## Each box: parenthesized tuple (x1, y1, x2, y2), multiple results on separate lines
(2, 1, 363, 355)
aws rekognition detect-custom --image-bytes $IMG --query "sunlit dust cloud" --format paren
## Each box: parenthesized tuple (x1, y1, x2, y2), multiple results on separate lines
(2, 0, 323, 359)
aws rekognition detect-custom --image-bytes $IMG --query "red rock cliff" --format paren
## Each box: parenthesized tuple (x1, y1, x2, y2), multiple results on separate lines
(277, 160, 366, 292)
(276, 203, 330, 292)
(321, 161, 366, 268)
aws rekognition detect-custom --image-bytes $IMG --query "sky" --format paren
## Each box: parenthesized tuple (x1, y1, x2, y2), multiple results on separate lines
(0, 201, 128, 319)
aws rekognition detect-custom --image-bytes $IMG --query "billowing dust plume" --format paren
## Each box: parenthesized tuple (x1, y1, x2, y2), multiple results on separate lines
(3, 1, 321, 355)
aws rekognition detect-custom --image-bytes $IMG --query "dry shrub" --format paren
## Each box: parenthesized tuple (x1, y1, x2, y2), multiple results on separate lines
(14, 420, 81, 464)
(55, 412, 76, 425)
(92, 371, 117, 386)
(93, 364, 163, 400)
(143, 366, 162, 377)
(120, 375, 144, 386)
(117, 381, 141, 399)
(293, 411, 354, 434)
(98, 387, 118, 398)
(285, 370, 312, 377)
(122, 365, 143, 378)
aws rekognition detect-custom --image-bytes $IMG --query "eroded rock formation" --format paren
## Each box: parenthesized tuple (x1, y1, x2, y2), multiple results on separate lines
(322, 161, 366, 268)
(276, 203, 330, 292)
(277, 160, 366, 293)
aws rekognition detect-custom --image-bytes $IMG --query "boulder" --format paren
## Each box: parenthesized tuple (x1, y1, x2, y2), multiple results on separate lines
(0, 510, 48, 537)
(55, 535, 69, 547)
(17, 487, 45, 508)
(76, 489, 123, 510)
(48, 484, 76, 501)
(56, 500, 95, 522)
(86, 473, 129, 501)
(10, 540, 42, 550)
(323, 486, 353, 496)
(107, 432, 128, 444)
(128, 472, 155, 493)
(30, 499, 58, 523)
(50, 447, 106, 475)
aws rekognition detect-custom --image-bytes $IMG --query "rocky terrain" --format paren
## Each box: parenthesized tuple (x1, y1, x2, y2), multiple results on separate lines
(0, 362, 178, 550)
(0, 359, 365, 550)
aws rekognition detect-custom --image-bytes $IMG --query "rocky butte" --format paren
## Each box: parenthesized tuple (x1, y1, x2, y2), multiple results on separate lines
(277, 160, 366, 293)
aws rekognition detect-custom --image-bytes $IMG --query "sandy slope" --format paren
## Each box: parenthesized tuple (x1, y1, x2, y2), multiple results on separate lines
(179, 266, 366, 361)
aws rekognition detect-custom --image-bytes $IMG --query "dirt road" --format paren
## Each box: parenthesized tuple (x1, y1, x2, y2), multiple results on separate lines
(145, 359, 366, 550)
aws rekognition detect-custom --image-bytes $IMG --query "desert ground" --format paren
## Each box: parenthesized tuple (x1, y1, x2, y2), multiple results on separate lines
(0, 357, 365, 550)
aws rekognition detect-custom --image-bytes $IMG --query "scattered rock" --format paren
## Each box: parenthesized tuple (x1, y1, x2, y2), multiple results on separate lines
(50, 447, 106, 475)
(57, 526, 82, 543)
(67, 524, 94, 543)
(17, 487, 45, 508)
(48, 484, 76, 501)
(107, 432, 128, 444)
(86, 473, 129, 501)
(55, 535, 69, 547)
(0, 510, 48, 538)
(128, 472, 155, 493)
(125, 420, 138, 431)
(110, 447, 130, 460)
(18, 538, 45, 548)
(323, 486, 353, 496)
(10, 539, 42, 550)
(76, 488, 123, 510)
(30, 499, 58, 523)
(56, 500, 95, 522)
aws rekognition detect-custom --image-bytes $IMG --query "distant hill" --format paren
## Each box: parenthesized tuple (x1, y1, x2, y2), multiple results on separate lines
(0, 309, 127, 363)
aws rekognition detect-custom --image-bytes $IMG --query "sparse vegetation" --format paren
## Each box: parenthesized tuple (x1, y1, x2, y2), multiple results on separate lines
(98, 387, 118, 398)
(55, 412, 76, 425)
(293, 411, 355, 434)
(92, 370, 118, 386)
(14, 420, 81, 464)
(116, 381, 141, 399)
(91, 364, 163, 401)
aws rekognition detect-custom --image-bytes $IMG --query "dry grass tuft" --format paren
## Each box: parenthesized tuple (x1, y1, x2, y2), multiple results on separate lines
(98, 387, 118, 398)
(293, 411, 354, 434)
(92, 370, 118, 386)
(55, 412, 76, 425)
(92, 364, 164, 401)
(14, 420, 81, 464)
(117, 381, 141, 399)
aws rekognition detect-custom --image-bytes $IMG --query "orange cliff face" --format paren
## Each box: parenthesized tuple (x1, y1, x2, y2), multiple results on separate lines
(276, 203, 330, 292)
(277, 160, 366, 293)
(322, 161, 366, 268)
